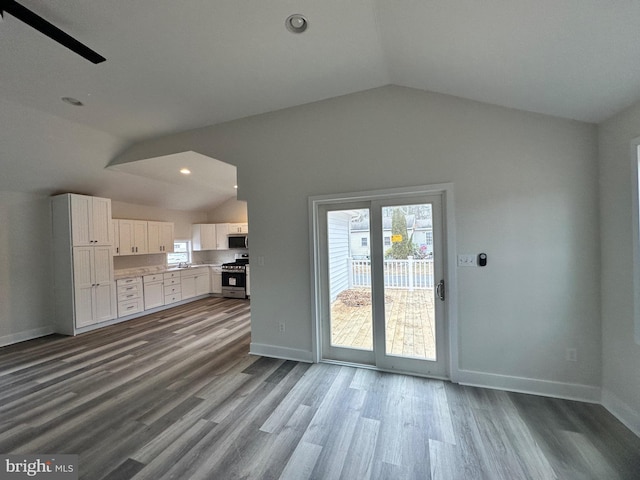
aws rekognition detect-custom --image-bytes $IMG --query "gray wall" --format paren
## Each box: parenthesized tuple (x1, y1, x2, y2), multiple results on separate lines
(598, 102, 640, 432)
(116, 86, 602, 397)
(0, 192, 54, 344)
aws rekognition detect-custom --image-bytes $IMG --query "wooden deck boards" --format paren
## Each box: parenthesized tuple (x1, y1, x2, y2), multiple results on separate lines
(1, 297, 639, 479)
(331, 288, 436, 359)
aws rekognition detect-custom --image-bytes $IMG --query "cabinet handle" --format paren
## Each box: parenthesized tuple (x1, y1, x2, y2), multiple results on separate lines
(127, 305, 135, 310)
(136, 246, 138, 253)
(116, 247, 119, 253)
(131, 247, 135, 253)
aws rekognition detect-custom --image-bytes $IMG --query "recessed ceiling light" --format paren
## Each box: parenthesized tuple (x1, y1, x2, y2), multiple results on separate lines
(180, 168, 191, 175)
(285, 14, 308, 34)
(61, 97, 84, 106)
(234, 185, 238, 189)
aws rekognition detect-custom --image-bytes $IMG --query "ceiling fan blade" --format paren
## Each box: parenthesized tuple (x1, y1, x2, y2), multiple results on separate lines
(0, 0, 105, 64)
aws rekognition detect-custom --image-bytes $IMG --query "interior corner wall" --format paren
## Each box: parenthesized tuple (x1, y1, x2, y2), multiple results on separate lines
(598, 104, 640, 433)
(0, 191, 54, 345)
(117, 85, 601, 398)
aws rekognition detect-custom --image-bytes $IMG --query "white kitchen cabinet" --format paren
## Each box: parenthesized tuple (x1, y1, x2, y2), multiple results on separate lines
(52, 194, 117, 335)
(229, 223, 249, 234)
(163, 272, 182, 304)
(117, 277, 143, 317)
(148, 221, 174, 254)
(117, 219, 148, 255)
(210, 266, 222, 294)
(72, 246, 117, 328)
(192, 224, 217, 251)
(181, 267, 209, 300)
(143, 274, 165, 310)
(68, 194, 113, 246)
(195, 269, 210, 296)
(215, 223, 229, 250)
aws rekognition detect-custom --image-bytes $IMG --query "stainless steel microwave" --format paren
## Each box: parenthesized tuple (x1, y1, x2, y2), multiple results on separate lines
(228, 235, 248, 249)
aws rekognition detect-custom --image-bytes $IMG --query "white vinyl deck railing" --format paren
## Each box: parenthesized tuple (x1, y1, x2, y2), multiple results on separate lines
(348, 257, 434, 290)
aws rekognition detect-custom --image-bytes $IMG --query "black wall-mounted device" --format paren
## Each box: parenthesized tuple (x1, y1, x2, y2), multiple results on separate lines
(478, 253, 487, 266)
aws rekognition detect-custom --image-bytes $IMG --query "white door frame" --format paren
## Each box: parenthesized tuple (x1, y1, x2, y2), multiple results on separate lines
(309, 183, 459, 382)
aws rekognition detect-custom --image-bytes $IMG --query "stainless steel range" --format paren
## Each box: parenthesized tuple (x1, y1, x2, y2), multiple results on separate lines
(221, 256, 249, 299)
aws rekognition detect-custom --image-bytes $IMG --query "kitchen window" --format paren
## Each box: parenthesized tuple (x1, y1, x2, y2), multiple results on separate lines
(167, 240, 191, 265)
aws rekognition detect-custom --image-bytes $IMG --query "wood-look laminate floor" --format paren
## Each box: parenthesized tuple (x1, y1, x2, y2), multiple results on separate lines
(1, 297, 639, 479)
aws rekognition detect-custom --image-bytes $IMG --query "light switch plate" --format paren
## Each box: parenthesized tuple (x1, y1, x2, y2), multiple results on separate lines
(457, 254, 477, 267)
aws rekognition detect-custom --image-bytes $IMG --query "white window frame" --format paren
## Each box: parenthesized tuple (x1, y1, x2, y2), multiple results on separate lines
(167, 240, 192, 266)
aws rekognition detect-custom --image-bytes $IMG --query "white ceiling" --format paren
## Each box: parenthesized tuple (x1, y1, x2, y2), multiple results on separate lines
(2, 0, 640, 210)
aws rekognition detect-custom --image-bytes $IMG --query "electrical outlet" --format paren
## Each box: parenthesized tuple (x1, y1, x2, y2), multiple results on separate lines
(278, 322, 285, 333)
(457, 254, 477, 267)
(566, 348, 577, 362)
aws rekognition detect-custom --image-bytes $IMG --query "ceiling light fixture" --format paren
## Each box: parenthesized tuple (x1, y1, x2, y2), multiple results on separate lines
(285, 14, 308, 34)
(61, 96, 84, 106)
(233, 185, 238, 189)
(180, 168, 191, 175)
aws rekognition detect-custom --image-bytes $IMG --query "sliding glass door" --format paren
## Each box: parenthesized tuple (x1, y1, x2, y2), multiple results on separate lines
(318, 194, 447, 378)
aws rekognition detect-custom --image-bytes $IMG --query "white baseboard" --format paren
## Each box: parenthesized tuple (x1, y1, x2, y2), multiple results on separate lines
(0, 327, 54, 348)
(250, 342, 313, 363)
(456, 368, 602, 403)
(602, 389, 640, 437)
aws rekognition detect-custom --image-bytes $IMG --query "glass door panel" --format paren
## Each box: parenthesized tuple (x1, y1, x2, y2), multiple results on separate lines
(381, 204, 436, 360)
(321, 206, 375, 366)
(373, 196, 447, 378)
(328, 208, 373, 351)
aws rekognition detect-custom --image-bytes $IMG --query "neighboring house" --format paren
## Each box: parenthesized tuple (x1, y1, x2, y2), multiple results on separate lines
(349, 214, 434, 259)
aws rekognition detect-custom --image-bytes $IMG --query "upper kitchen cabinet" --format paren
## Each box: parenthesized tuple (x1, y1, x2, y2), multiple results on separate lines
(215, 223, 229, 250)
(117, 219, 148, 255)
(148, 221, 174, 254)
(192, 223, 233, 250)
(58, 194, 113, 246)
(229, 223, 249, 234)
(192, 224, 217, 251)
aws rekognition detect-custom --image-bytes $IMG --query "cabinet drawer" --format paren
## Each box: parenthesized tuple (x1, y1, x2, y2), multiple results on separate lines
(164, 285, 181, 295)
(117, 277, 142, 287)
(164, 277, 180, 286)
(118, 299, 143, 317)
(143, 274, 164, 283)
(118, 291, 141, 302)
(117, 284, 141, 296)
(163, 271, 180, 280)
(164, 293, 181, 304)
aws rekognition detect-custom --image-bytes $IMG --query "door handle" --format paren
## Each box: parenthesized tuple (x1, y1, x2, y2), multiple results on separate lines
(436, 279, 445, 301)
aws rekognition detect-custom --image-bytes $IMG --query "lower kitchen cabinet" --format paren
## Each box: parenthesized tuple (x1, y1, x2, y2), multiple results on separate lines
(181, 267, 209, 300)
(117, 277, 143, 317)
(68, 246, 117, 331)
(210, 266, 222, 294)
(164, 272, 182, 304)
(143, 274, 164, 310)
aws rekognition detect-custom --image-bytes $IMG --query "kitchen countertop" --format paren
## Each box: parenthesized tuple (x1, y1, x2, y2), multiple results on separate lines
(114, 264, 222, 281)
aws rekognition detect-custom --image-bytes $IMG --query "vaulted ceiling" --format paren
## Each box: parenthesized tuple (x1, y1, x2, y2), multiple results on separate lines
(2, 0, 640, 210)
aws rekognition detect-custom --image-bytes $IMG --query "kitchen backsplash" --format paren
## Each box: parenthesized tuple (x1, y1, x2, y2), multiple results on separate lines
(113, 249, 248, 273)
(192, 249, 246, 265)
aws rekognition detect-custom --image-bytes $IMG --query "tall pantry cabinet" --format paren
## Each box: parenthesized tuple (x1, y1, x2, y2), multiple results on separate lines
(52, 193, 117, 335)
